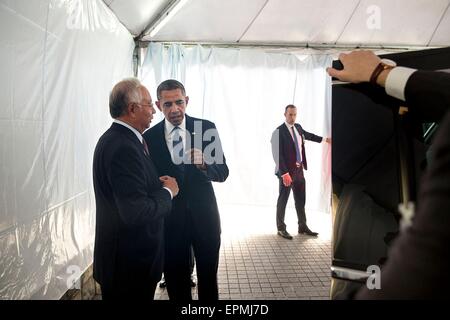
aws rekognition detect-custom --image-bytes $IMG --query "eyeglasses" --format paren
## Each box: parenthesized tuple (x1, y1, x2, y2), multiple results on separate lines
(134, 102, 154, 108)
(162, 100, 185, 108)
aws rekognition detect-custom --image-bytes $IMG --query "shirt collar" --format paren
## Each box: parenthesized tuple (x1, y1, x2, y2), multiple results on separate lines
(113, 119, 143, 143)
(165, 118, 186, 135)
(285, 121, 295, 129)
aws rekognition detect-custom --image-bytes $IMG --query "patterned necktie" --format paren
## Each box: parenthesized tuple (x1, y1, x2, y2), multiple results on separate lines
(291, 126, 302, 165)
(142, 138, 149, 156)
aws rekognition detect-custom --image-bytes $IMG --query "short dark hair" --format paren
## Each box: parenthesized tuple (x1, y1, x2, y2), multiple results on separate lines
(157, 79, 186, 100)
(285, 104, 296, 112)
(109, 78, 142, 118)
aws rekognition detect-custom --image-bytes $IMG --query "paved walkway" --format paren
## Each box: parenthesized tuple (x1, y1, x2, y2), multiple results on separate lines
(155, 204, 332, 300)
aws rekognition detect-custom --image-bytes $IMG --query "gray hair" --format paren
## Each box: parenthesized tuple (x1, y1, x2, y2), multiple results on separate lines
(109, 78, 143, 118)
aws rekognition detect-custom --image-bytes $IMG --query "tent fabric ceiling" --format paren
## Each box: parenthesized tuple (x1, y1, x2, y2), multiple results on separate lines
(103, 0, 450, 48)
(103, 0, 169, 36)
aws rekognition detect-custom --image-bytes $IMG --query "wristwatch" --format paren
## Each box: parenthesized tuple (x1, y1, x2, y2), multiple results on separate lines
(370, 59, 397, 85)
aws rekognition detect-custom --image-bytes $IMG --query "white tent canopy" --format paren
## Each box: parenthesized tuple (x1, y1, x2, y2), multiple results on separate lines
(1, 0, 449, 300)
(104, 0, 450, 48)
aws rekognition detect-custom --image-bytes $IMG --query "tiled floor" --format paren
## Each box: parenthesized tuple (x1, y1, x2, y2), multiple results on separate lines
(154, 204, 332, 300)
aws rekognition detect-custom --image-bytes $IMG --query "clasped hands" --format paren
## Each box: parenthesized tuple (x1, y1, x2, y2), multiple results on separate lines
(159, 176, 179, 197)
(186, 148, 207, 170)
(159, 148, 207, 197)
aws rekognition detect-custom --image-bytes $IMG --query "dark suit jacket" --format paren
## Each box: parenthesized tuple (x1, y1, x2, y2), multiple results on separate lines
(271, 123, 323, 177)
(92, 123, 172, 290)
(356, 70, 450, 299)
(143, 115, 229, 239)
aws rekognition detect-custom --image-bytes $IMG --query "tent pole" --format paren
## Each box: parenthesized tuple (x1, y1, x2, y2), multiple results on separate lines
(133, 42, 140, 77)
(136, 40, 436, 53)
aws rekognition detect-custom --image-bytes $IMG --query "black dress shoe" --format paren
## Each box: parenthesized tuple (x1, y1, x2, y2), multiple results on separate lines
(277, 230, 293, 240)
(298, 226, 318, 236)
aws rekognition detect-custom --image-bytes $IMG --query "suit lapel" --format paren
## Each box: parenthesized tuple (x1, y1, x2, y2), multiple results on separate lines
(112, 122, 145, 154)
(295, 124, 308, 170)
(112, 123, 161, 184)
(281, 124, 292, 143)
(183, 115, 197, 180)
(154, 120, 173, 166)
(294, 124, 304, 144)
(185, 115, 196, 148)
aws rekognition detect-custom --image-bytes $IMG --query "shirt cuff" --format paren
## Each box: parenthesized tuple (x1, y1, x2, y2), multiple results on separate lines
(385, 66, 417, 101)
(163, 187, 173, 200)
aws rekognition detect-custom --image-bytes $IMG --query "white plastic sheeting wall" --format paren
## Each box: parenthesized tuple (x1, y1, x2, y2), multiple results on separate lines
(0, 0, 134, 299)
(141, 44, 332, 215)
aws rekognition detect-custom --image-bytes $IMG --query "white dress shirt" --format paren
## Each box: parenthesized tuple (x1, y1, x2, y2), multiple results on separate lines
(385, 66, 417, 101)
(285, 122, 304, 164)
(164, 118, 187, 163)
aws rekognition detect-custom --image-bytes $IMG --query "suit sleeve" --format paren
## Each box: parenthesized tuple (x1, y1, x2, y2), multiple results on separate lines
(199, 122, 229, 183)
(404, 71, 450, 122)
(300, 125, 323, 143)
(355, 72, 450, 299)
(108, 144, 172, 227)
(271, 128, 288, 176)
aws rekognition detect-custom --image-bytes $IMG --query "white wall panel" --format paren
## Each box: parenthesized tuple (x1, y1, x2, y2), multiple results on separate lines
(0, 0, 134, 299)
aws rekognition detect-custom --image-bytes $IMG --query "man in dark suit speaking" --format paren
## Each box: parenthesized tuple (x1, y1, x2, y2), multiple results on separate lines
(92, 78, 178, 300)
(144, 79, 229, 301)
(271, 105, 330, 240)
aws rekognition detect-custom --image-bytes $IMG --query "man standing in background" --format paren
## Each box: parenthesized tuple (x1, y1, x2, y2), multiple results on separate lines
(271, 104, 330, 240)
